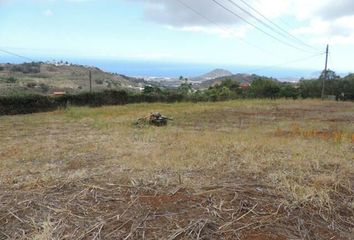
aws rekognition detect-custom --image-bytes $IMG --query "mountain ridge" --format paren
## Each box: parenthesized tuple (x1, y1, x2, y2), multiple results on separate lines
(190, 68, 233, 82)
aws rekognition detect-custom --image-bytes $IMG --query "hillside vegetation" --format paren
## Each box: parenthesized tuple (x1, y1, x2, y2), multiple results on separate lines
(0, 62, 145, 95)
(0, 99, 353, 239)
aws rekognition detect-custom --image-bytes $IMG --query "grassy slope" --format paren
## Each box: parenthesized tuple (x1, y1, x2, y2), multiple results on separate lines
(0, 99, 353, 239)
(0, 63, 143, 95)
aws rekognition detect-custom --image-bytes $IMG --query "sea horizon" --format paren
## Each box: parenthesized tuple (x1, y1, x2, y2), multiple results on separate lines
(0, 56, 330, 80)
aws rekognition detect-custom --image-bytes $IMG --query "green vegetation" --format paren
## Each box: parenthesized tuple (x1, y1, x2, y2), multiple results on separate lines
(95, 79, 104, 85)
(0, 90, 132, 115)
(0, 94, 57, 115)
(0, 62, 146, 96)
(1, 69, 354, 116)
(203, 78, 242, 101)
(159, 71, 352, 101)
(328, 71, 354, 99)
(10, 62, 40, 74)
(177, 76, 193, 95)
(39, 83, 50, 93)
(248, 77, 280, 99)
(0, 76, 17, 83)
(279, 83, 299, 99)
(300, 70, 354, 100)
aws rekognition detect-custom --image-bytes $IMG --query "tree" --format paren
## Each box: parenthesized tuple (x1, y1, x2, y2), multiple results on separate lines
(319, 69, 340, 81)
(143, 86, 162, 95)
(10, 62, 40, 74)
(204, 79, 242, 100)
(249, 77, 280, 99)
(178, 77, 193, 95)
(279, 84, 299, 99)
(299, 79, 321, 98)
(339, 74, 354, 100)
(319, 69, 341, 97)
(319, 69, 341, 99)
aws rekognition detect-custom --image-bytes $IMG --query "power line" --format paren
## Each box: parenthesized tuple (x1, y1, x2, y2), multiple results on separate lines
(174, 0, 279, 57)
(227, 0, 309, 49)
(174, 0, 324, 71)
(211, 0, 316, 53)
(0, 48, 34, 62)
(231, 0, 319, 51)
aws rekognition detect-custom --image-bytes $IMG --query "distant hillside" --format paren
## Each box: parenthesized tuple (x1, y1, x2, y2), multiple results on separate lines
(145, 69, 279, 89)
(146, 68, 234, 88)
(195, 73, 278, 89)
(190, 68, 233, 82)
(0, 62, 147, 95)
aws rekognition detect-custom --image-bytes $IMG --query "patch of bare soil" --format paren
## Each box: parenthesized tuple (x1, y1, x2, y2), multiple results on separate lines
(274, 128, 354, 143)
(180, 103, 354, 130)
(1, 177, 353, 239)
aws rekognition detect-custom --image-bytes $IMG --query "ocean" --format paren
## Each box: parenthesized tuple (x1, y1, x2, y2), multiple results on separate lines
(0, 56, 319, 79)
(68, 59, 321, 80)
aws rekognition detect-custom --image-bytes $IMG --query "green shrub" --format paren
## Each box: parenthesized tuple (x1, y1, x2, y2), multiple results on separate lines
(57, 90, 129, 107)
(0, 94, 57, 115)
(95, 79, 104, 85)
(5, 77, 17, 83)
(39, 83, 50, 93)
(10, 62, 40, 74)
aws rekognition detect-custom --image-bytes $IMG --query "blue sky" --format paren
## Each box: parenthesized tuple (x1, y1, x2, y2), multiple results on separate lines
(0, 0, 353, 76)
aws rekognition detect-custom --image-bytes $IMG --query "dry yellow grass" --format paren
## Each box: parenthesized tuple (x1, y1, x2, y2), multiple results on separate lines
(0, 99, 353, 239)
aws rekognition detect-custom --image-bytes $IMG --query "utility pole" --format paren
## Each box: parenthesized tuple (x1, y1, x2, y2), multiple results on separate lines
(89, 70, 92, 93)
(321, 44, 329, 100)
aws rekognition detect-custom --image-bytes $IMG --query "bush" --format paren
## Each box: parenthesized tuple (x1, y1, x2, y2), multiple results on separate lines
(1, 75, 353, 116)
(39, 83, 50, 93)
(0, 94, 57, 115)
(0, 90, 131, 115)
(279, 84, 299, 99)
(58, 90, 129, 107)
(4, 77, 17, 83)
(10, 62, 40, 74)
(95, 79, 104, 85)
(249, 78, 280, 99)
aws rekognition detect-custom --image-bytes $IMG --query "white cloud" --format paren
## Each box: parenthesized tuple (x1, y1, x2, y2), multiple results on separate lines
(135, 0, 242, 27)
(167, 24, 249, 39)
(293, 16, 354, 45)
(129, 0, 354, 45)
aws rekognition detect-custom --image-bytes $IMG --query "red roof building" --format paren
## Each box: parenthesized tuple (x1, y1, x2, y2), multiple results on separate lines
(53, 91, 66, 96)
(240, 83, 250, 89)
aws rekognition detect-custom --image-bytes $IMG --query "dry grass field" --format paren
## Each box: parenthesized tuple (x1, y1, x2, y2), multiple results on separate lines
(0, 99, 353, 239)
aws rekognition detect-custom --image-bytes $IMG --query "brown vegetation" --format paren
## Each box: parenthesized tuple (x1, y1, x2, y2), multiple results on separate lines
(0, 99, 353, 239)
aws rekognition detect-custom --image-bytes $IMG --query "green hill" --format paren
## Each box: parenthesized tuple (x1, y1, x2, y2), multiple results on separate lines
(195, 73, 278, 89)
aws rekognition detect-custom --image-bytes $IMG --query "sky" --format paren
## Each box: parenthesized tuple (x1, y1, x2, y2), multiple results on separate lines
(0, 0, 353, 76)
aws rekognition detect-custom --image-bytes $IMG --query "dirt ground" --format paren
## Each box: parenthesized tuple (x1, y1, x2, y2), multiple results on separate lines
(0, 99, 353, 239)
